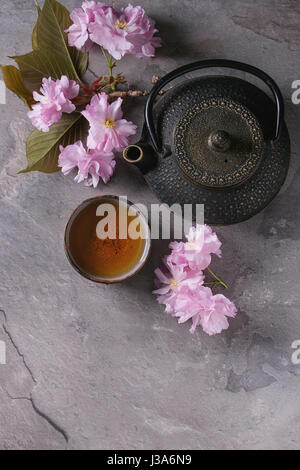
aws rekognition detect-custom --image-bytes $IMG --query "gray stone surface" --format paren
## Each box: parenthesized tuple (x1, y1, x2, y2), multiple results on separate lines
(0, 0, 300, 450)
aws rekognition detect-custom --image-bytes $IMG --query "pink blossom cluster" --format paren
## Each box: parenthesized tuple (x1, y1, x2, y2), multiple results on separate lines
(153, 225, 237, 335)
(66, 2, 161, 59)
(26, 3, 161, 186)
(27, 75, 136, 186)
(58, 92, 136, 187)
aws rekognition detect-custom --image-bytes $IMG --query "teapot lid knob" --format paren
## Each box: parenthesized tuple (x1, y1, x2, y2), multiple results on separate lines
(208, 130, 231, 152)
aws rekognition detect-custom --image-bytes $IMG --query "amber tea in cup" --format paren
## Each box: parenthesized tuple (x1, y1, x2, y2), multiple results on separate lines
(64, 196, 151, 283)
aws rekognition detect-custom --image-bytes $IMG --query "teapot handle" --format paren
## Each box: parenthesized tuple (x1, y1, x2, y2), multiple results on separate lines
(145, 59, 284, 152)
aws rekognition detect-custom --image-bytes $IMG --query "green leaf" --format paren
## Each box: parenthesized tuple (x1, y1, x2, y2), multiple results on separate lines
(12, 50, 62, 93)
(12, 0, 88, 92)
(32, 24, 39, 51)
(49, 0, 89, 79)
(1, 65, 35, 108)
(20, 113, 88, 173)
(32, 2, 42, 51)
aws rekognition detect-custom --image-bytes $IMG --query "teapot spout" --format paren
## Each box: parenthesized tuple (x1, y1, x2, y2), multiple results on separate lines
(123, 142, 157, 174)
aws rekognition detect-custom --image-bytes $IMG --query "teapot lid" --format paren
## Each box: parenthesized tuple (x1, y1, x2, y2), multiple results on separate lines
(174, 97, 264, 188)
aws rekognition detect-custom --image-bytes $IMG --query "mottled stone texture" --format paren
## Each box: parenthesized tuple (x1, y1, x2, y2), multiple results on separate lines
(0, 0, 300, 450)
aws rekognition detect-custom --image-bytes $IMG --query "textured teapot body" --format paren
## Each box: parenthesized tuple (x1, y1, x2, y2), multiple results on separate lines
(123, 60, 290, 225)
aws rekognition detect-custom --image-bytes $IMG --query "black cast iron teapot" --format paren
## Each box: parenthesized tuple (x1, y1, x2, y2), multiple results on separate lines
(123, 60, 290, 225)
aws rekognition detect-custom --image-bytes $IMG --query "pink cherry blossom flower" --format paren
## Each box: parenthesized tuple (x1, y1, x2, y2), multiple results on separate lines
(200, 293, 237, 336)
(83, 150, 116, 187)
(58, 141, 85, 178)
(167, 241, 189, 268)
(66, 1, 106, 51)
(174, 286, 237, 335)
(81, 93, 137, 152)
(183, 225, 222, 271)
(27, 76, 79, 132)
(153, 259, 204, 314)
(153, 261, 203, 296)
(89, 4, 161, 60)
(58, 141, 115, 187)
(168, 226, 222, 270)
(135, 35, 162, 59)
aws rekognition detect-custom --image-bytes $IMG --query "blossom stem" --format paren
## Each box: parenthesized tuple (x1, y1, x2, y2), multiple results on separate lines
(108, 56, 114, 75)
(101, 47, 110, 69)
(101, 48, 115, 76)
(203, 281, 222, 289)
(206, 267, 229, 289)
(109, 56, 117, 91)
(101, 48, 118, 91)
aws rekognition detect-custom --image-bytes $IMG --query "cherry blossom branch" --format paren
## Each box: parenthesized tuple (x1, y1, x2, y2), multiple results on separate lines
(108, 88, 168, 98)
(108, 77, 169, 98)
(75, 73, 169, 106)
